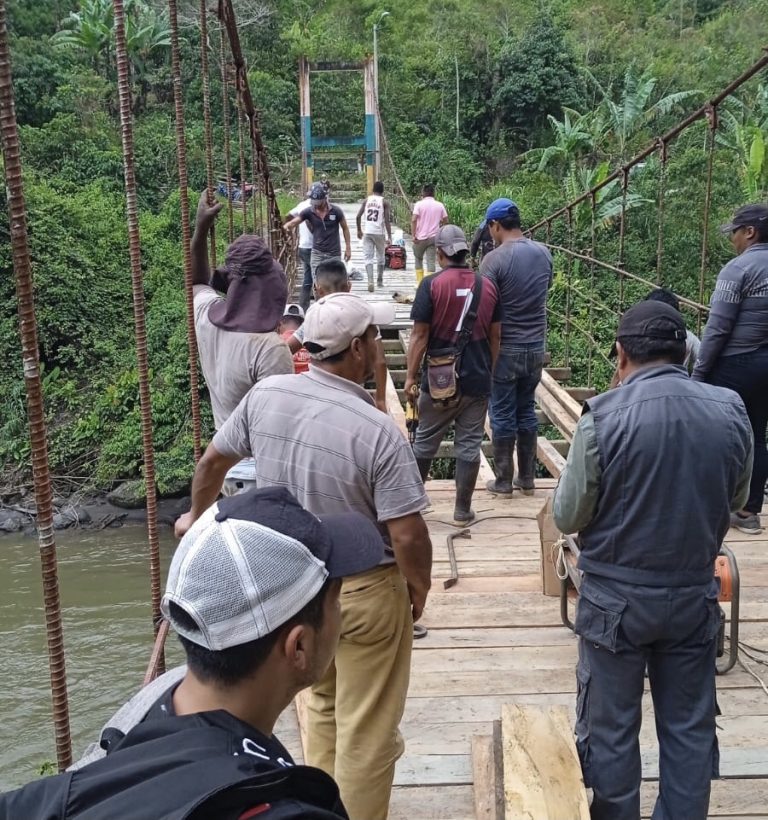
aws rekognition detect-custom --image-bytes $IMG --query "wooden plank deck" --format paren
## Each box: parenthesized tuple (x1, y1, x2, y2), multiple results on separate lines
(280, 205, 768, 817)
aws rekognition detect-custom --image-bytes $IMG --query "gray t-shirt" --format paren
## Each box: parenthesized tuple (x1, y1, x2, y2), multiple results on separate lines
(193, 286, 294, 429)
(212, 367, 428, 540)
(480, 238, 553, 346)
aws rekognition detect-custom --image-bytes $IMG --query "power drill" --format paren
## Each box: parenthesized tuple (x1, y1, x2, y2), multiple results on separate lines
(405, 385, 419, 446)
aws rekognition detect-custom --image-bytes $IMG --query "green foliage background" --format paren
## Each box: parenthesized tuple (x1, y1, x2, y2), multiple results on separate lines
(2, 0, 768, 492)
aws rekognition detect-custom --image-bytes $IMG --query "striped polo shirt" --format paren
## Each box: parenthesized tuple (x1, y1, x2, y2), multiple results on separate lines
(212, 366, 428, 541)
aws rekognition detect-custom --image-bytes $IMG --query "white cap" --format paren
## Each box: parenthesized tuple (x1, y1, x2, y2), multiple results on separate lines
(283, 303, 305, 319)
(302, 292, 396, 360)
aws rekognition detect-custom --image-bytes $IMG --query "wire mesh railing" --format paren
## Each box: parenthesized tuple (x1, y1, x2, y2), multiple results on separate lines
(528, 50, 768, 389)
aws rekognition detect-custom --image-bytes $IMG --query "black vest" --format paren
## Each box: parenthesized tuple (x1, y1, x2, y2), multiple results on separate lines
(577, 365, 751, 586)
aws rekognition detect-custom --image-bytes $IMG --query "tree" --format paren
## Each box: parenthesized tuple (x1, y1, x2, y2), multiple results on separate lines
(717, 87, 768, 201)
(491, 16, 585, 150)
(525, 107, 605, 175)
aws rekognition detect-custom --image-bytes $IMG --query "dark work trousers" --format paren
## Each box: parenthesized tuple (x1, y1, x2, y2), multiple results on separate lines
(575, 574, 720, 820)
(708, 344, 768, 514)
(488, 343, 545, 439)
(299, 247, 313, 287)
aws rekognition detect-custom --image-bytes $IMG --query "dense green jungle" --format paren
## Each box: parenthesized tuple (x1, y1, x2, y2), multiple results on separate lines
(1, 0, 767, 495)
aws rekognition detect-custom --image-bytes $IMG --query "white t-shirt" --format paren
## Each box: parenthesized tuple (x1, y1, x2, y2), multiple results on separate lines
(362, 195, 385, 236)
(289, 199, 313, 249)
(193, 286, 294, 429)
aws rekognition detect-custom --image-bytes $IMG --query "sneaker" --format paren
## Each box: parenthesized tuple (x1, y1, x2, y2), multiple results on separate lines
(730, 512, 763, 535)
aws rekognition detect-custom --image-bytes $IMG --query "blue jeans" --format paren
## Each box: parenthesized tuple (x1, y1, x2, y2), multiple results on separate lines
(489, 344, 545, 439)
(575, 575, 720, 820)
(299, 247, 312, 288)
(708, 345, 768, 514)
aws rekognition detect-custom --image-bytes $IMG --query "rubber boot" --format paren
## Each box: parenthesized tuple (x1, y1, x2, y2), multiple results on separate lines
(377, 263, 384, 287)
(486, 436, 516, 495)
(299, 284, 312, 312)
(513, 429, 538, 495)
(454, 459, 480, 525)
(366, 263, 374, 293)
(415, 268, 424, 285)
(416, 457, 432, 483)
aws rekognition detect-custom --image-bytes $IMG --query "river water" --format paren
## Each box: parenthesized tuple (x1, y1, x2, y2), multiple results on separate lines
(0, 527, 181, 791)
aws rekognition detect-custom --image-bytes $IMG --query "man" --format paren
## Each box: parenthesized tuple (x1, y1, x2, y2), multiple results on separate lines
(470, 219, 495, 266)
(175, 293, 432, 820)
(278, 303, 311, 374)
(481, 197, 553, 497)
(0, 486, 386, 819)
(644, 288, 700, 372)
(553, 301, 753, 820)
(284, 183, 351, 281)
(356, 180, 393, 292)
(693, 203, 768, 535)
(411, 183, 448, 284)
(405, 225, 501, 524)
(287, 259, 389, 413)
(192, 193, 294, 494)
(286, 190, 314, 310)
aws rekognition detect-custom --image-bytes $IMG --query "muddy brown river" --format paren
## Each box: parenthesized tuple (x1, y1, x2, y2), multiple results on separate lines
(0, 527, 181, 790)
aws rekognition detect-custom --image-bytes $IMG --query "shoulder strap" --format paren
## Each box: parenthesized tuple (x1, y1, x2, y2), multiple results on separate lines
(454, 272, 483, 355)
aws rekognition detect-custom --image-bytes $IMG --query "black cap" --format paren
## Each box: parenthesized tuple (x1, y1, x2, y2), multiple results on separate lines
(719, 203, 768, 234)
(610, 301, 687, 357)
(309, 183, 327, 201)
(215, 486, 384, 578)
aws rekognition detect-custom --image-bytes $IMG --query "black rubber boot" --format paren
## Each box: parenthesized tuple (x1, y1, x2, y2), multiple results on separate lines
(416, 457, 432, 483)
(513, 429, 538, 496)
(454, 459, 480, 525)
(377, 263, 384, 287)
(299, 284, 312, 312)
(486, 436, 516, 495)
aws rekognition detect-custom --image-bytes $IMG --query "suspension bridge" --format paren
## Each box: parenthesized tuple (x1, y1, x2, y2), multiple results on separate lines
(1, 0, 768, 816)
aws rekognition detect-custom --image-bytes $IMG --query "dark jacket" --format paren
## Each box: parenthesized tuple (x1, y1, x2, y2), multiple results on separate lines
(0, 710, 348, 820)
(577, 366, 752, 586)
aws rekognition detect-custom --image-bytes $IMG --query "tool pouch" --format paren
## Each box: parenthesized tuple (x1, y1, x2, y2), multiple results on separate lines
(426, 350, 460, 402)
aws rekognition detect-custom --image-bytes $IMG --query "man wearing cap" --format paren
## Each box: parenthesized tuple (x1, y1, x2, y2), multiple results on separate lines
(191, 193, 294, 493)
(481, 197, 553, 498)
(411, 183, 448, 285)
(356, 180, 393, 292)
(693, 203, 768, 535)
(284, 183, 352, 282)
(278, 303, 311, 375)
(552, 301, 753, 820)
(175, 292, 432, 820)
(405, 225, 501, 524)
(286, 190, 315, 311)
(0, 487, 385, 819)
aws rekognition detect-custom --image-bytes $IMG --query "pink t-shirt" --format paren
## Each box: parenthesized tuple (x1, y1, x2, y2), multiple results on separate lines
(412, 197, 448, 240)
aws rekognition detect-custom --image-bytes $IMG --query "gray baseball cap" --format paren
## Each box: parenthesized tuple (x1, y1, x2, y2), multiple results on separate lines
(436, 224, 469, 256)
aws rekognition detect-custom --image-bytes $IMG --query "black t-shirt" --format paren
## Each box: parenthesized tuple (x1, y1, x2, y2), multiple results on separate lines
(411, 266, 501, 397)
(299, 205, 346, 255)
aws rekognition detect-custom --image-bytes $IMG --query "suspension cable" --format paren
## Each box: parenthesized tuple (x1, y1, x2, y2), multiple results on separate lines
(168, 0, 202, 465)
(698, 105, 719, 335)
(655, 138, 668, 285)
(237, 93, 249, 232)
(114, 0, 164, 668)
(0, 0, 72, 770)
(199, 0, 217, 268)
(219, 24, 235, 243)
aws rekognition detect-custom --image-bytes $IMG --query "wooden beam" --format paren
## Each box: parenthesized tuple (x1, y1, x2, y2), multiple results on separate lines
(501, 704, 590, 820)
(550, 439, 570, 457)
(535, 385, 576, 442)
(544, 366, 571, 382)
(540, 370, 582, 423)
(537, 437, 566, 478)
(566, 387, 597, 402)
(471, 720, 504, 820)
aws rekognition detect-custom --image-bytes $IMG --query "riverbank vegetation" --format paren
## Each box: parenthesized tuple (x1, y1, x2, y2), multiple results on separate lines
(1, 0, 767, 493)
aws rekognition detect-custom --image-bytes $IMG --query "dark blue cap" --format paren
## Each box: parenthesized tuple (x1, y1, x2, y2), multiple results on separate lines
(216, 486, 384, 578)
(485, 198, 519, 222)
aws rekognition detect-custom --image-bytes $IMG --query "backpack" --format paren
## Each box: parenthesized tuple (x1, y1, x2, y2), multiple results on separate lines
(385, 245, 407, 270)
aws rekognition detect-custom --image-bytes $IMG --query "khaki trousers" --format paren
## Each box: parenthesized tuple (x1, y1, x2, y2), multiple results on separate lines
(306, 563, 413, 820)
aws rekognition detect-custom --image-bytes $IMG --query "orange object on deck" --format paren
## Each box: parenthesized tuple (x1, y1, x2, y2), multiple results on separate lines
(714, 554, 733, 602)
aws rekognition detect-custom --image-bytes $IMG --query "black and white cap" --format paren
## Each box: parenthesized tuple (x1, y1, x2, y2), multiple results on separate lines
(162, 487, 384, 650)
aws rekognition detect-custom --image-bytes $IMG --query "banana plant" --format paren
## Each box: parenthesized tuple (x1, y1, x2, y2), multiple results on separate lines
(716, 88, 768, 201)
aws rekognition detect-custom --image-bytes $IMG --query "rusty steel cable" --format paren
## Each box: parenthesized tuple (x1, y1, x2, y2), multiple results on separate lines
(564, 207, 574, 366)
(168, 0, 202, 465)
(219, 25, 235, 243)
(655, 139, 669, 285)
(218, 0, 292, 261)
(199, 0, 217, 268)
(0, 0, 72, 770)
(237, 94, 249, 232)
(587, 193, 597, 386)
(698, 105, 719, 335)
(113, 0, 164, 671)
